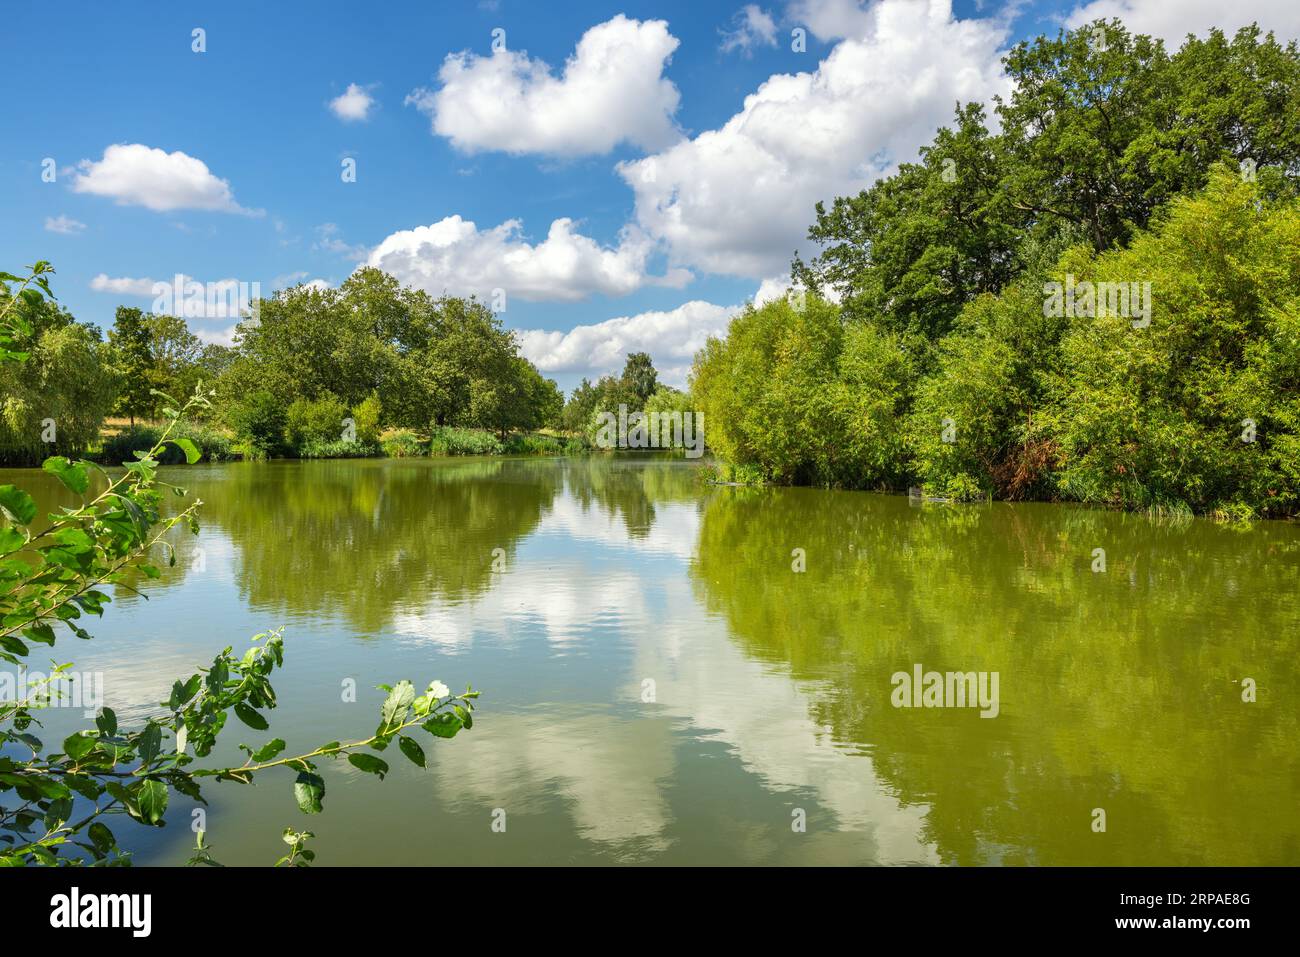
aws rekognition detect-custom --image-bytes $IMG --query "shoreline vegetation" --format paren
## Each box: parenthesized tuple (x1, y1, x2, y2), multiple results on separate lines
(691, 21, 1300, 523)
(3, 21, 1298, 521)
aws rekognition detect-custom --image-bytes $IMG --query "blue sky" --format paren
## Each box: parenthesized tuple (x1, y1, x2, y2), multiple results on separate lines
(3, 0, 1294, 392)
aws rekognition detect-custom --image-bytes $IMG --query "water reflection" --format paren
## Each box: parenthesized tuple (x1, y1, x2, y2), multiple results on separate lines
(1, 458, 1294, 865)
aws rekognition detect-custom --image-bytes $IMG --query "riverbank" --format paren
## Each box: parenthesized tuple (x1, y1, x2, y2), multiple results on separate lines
(87, 422, 592, 465)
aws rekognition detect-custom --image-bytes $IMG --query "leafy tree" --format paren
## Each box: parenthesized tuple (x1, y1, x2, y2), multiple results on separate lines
(795, 22, 1300, 338)
(795, 102, 1018, 340)
(620, 352, 659, 405)
(0, 269, 115, 465)
(0, 263, 480, 866)
(108, 306, 155, 425)
(1041, 168, 1300, 517)
(691, 294, 912, 487)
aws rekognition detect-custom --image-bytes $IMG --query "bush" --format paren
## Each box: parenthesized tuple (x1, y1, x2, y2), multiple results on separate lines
(428, 426, 502, 456)
(226, 390, 286, 458)
(381, 429, 426, 457)
(298, 438, 378, 459)
(99, 423, 234, 466)
(1040, 169, 1300, 517)
(352, 394, 382, 445)
(689, 294, 913, 487)
(502, 432, 565, 455)
(284, 394, 349, 451)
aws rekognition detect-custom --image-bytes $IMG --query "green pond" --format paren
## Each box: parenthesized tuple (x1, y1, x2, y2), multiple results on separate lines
(3, 456, 1297, 865)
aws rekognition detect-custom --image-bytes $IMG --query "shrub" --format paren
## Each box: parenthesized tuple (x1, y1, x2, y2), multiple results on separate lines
(428, 425, 502, 456)
(298, 438, 378, 459)
(502, 432, 565, 455)
(99, 423, 234, 465)
(381, 429, 427, 457)
(226, 390, 287, 458)
(1040, 169, 1300, 517)
(284, 394, 349, 451)
(352, 394, 382, 445)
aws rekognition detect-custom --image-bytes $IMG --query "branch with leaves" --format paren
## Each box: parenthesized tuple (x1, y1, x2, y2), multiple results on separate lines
(0, 261, 479, 866)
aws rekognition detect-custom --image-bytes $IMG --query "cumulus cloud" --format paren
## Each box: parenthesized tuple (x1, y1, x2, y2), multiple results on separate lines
(619, 0, 1012, 277)
(329, 82, 376, 121)
(313, 223, 369, 260)
(366, 215, 690, 302)
(721, 5, 779, 54)
(72, 144, 258, 215)
(516, 299, 741, 386)
(407, 14, 682, 156)
(1065, 0, 1300, 44)
(90, 274, 260, 320)
(44, 215, 86, 235)
(90, 274, 155, 296)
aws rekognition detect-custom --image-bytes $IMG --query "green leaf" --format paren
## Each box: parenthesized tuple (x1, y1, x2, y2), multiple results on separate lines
(294, 771, 325, 814)
(380, 679, 415, 728)
(137, 722, 162, 764)
(0, 525, 24, 553)
(62, 731, 98, 762)
(21, 623, 55, 646)
(168, 438, 202, 465)
(0, 485, 37, 526)
(233, 702, 269, 730)
(87, 822, 116, 857)
(96, 708, 118, 737)
(347, 753, 389, 779)
(423, 713, 462, 738)
(41, 456, 89, 495)
(252, 738, 286, 762)
(398, 735, 426, 768)
(135, 779, 168, 825)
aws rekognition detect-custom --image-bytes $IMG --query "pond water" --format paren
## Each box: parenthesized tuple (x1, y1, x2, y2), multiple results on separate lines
(3, 456, 1297, 865)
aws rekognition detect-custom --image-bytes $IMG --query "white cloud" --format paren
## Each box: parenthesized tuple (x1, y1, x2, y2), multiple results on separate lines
(1065, 0, 1300, 44)
(90, 274, 155, 296)
(619, 0, 1012, 277)
(90, 274, 259, 320)
(44, 215, 86, 235)
(72, 144, 258, 215)
(313, 222, 369, 260)
(366, 215, 689, 303)
(195, 325, 239, 347)
(272, 271, 331, 291)
(721, 5, 779, 54)
(407, 14, 682, 156)
(329, 82, 376, 121)
(517, 298, 740, 386)
(788, 0, 876, 41)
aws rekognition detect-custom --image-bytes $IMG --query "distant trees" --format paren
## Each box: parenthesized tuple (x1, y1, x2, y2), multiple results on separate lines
(560, 351, 671, 440)
(0, 285, 115, 464)
(218, 268, 562, 453)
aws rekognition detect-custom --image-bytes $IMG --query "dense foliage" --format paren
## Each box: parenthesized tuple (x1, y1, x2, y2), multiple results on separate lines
(220, 269, 562, 453)
(2, 265, 562, 464)
(0, 264, 479, 865)
(695, 21, 1300, 519)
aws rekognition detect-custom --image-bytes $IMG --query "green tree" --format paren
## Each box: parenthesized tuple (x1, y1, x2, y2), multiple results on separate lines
(108, 306, 155, 425)
(0, 274, 115, 465)
(620, 352, 659, 405)
(0, 262, 480, 866)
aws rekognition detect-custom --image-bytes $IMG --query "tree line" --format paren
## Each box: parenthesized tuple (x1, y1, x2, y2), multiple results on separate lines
(0, 267, 566, 463)
(691, 20, 1300, 519)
